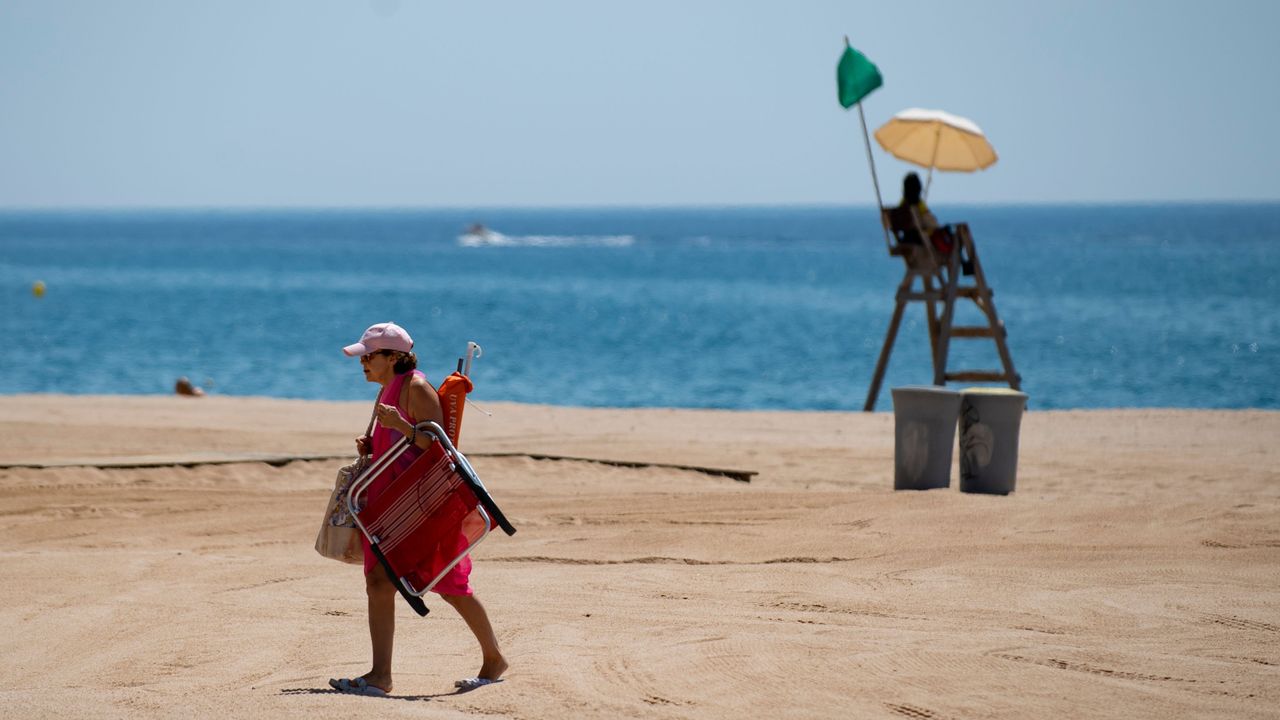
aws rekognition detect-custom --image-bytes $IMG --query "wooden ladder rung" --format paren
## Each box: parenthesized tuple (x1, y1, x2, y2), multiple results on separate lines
(901, 291, 943, 301)
(944, 370, 1010, 382)
(955, 287, 991, 298)
(948, 326, 997, 338)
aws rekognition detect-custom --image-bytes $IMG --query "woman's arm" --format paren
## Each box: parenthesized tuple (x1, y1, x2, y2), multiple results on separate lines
(403, 376, 444, 449)
(374, 377, 444, 450)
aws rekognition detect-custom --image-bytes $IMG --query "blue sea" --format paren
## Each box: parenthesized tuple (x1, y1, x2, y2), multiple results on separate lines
(1, 204, 1276, 410)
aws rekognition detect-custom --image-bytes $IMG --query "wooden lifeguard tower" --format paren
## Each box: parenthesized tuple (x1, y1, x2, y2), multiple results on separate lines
(863, 208, 1020, 411)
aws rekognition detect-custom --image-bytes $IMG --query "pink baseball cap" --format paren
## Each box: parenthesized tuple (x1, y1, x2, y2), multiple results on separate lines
(343, 322, 414, 357)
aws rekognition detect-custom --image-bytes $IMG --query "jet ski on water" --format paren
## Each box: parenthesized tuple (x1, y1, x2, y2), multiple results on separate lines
(457, 223, 513, 247)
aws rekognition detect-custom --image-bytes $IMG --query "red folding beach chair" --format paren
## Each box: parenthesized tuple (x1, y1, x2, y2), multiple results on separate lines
(346, 422, 514, 616)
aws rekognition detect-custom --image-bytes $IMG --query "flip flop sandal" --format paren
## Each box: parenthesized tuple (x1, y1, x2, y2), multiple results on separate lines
(336, 677, 388, 697)
(454, 677, 504, 691)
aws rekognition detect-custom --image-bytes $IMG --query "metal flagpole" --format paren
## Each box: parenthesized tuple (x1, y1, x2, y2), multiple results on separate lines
(857, 102, 893, 253)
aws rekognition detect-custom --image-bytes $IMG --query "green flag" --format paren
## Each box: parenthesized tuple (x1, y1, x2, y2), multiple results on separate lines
(837, 43, 883, 108)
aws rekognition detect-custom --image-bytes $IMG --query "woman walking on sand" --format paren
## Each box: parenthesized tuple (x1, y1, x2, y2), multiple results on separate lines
(328, 321, 507, 697)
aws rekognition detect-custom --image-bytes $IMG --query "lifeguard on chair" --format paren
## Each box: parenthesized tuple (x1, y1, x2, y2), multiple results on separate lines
(884, 172, 971, 277)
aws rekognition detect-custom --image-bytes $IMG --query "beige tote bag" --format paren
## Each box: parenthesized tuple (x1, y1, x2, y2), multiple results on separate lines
(314, 400, 378, 564)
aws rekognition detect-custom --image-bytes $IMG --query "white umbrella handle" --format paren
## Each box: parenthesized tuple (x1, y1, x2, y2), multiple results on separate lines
(463, 341, 483, 376)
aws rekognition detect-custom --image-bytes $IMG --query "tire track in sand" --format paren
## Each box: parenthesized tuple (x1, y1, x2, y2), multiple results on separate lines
(487, 555, 874, 566)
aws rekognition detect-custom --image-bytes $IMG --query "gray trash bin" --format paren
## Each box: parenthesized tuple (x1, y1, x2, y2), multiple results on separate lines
(891, 385, 963, 490)
(958, 388, 1028, 495)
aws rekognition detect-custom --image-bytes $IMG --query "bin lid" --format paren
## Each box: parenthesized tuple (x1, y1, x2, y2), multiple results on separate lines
(961, 387, 1028, 398)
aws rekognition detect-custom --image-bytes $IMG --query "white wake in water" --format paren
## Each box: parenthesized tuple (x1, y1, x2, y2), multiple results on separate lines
(458, 229, 634, 248)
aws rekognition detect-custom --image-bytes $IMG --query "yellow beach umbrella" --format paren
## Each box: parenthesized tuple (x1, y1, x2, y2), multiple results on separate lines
(874, 108, 997, 196)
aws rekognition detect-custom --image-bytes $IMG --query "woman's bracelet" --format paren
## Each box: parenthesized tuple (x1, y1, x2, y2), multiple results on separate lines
(408, 426, 417, 446)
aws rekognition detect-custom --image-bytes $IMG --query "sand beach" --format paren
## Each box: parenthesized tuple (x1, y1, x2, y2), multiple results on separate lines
(1, 395, 1277, 719)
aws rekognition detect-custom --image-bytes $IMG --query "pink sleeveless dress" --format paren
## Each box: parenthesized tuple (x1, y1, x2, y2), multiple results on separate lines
(361, 369, 473, 595)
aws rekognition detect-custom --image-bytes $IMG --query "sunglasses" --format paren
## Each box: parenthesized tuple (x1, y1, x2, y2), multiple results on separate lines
(360, 349, 397, 362)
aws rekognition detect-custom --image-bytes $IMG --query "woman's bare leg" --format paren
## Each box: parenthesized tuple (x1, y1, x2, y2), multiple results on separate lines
(363, 567, 397, 692)
(441, 593, 508, 680)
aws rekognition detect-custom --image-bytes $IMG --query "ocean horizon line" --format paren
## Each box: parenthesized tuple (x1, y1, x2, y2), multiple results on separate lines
(4, 390, 1278, 414)
(2, 198, 1280, 215)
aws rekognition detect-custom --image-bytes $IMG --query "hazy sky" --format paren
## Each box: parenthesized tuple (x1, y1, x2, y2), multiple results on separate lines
(2, 0, 1278, 208)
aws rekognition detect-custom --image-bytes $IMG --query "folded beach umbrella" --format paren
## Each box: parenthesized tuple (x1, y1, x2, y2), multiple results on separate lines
(875, 108, 998, 196)
(437, 342, 482, 447)
(437, 370, 473, 448)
